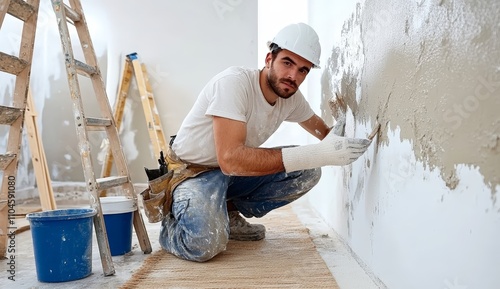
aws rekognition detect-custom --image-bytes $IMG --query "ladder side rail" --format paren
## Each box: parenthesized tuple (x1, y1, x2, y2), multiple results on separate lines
(66, 0, 152, 255)
(131, 60, 163, 159)
(50, 0, 115, 276)
(25, 90, 56, 210)
(0, 0, 13, 30)
(0, 0, 40, 257)
(127, 59, 163, 254)
(140, 62, 168, 157)
(52, 0, 98, 206)
(131, 60, 159, 154)
(100, 58, 133, 180)
(68, 0, 130, 183)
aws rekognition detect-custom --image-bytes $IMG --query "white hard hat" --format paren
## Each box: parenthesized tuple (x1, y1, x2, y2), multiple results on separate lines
(267, 23, 321, 68)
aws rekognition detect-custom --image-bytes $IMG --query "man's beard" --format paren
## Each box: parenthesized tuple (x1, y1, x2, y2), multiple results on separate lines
(267, 65, 298, 99)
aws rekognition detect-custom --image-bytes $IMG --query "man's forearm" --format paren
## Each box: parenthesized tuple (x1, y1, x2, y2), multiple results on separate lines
(218, 146, 285, 176)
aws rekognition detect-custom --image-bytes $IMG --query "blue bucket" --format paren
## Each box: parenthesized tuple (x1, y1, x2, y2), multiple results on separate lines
(26, 208, 96, 283)
(100, 197, 135, 256)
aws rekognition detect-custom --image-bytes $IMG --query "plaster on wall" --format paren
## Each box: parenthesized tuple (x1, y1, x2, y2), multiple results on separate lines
(309, 0, 500, 288)
(332, 0, 500, 193)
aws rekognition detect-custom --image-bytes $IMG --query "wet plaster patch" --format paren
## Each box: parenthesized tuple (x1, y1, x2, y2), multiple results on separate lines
(322, 0, 500, 195)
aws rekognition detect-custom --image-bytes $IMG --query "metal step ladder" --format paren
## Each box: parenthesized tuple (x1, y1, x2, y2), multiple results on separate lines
(101, 52, 167, 188)
(49, 0, 152, 275)
(0, 0, 41, 258)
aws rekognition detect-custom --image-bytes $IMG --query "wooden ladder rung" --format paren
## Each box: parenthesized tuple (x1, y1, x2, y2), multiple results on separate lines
(147, 122, 155, 129)
(96, 176, 128, 191)
(0, 105, 23, 125)
(0, 52, 28, 75)
(0, 154, 16, 170)
(63, 3, 81, 23)
(7, 0, 35, 22)
(85, 117, 111, 130)
(75, 59, 97, 77)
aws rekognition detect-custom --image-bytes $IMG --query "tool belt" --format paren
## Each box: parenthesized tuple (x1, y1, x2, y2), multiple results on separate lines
(140, 144, 217, 223)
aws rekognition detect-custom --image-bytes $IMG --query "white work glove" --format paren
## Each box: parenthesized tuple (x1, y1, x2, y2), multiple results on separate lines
(281, 131, 371, 173)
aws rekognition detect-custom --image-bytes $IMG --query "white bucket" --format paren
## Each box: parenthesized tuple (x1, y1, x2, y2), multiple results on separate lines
(99, 196, 135, 255)
(100, 196, 135, 214)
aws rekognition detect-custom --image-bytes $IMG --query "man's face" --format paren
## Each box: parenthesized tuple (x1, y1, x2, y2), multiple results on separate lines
(266, 49, 312, 99)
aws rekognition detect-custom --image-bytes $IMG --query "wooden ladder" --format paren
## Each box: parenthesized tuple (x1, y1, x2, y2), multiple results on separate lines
(0, 0, 41, 258)
(49, 0, 151, 275)
(25, 90, 57, 211)
(101, 53, 167, 184)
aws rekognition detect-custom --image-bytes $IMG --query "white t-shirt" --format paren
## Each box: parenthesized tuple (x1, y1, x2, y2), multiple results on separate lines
(171, 66, 314, 166)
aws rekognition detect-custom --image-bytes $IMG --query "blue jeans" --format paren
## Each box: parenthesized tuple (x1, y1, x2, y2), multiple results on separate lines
(159, 168, 321, 262)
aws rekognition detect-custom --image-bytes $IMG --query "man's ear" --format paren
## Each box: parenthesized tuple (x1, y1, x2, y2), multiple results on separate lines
(265, 53, 272, 68)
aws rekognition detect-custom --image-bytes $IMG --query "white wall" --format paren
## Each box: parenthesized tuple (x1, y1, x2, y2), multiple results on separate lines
(100, 0, 258, 183)
(0, 0, 257, 187)
(306, 1, 500, 289)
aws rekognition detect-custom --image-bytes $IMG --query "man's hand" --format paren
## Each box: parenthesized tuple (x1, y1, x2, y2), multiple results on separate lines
(281, 130, 371, 173)
(319, 131, 371, 166)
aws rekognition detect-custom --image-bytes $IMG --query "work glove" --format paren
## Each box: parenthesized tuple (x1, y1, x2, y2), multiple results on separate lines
(281, 131, 371, 173)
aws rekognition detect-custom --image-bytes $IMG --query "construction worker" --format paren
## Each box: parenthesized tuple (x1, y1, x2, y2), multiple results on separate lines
(156, 23, 371, 262)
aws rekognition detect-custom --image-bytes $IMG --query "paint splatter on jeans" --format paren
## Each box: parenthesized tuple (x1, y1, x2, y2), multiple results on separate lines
(159, 168, 321, 262)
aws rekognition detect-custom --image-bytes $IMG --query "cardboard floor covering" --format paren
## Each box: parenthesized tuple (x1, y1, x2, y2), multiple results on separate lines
(120, 205, 339, 289)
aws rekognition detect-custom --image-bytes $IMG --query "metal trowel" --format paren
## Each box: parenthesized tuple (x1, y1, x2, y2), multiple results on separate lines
(368, 122, 381, 140)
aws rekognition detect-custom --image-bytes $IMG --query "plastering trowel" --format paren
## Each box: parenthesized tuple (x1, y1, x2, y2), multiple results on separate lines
(368, 121, 381, 140)
(328, 92, 381, 141)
